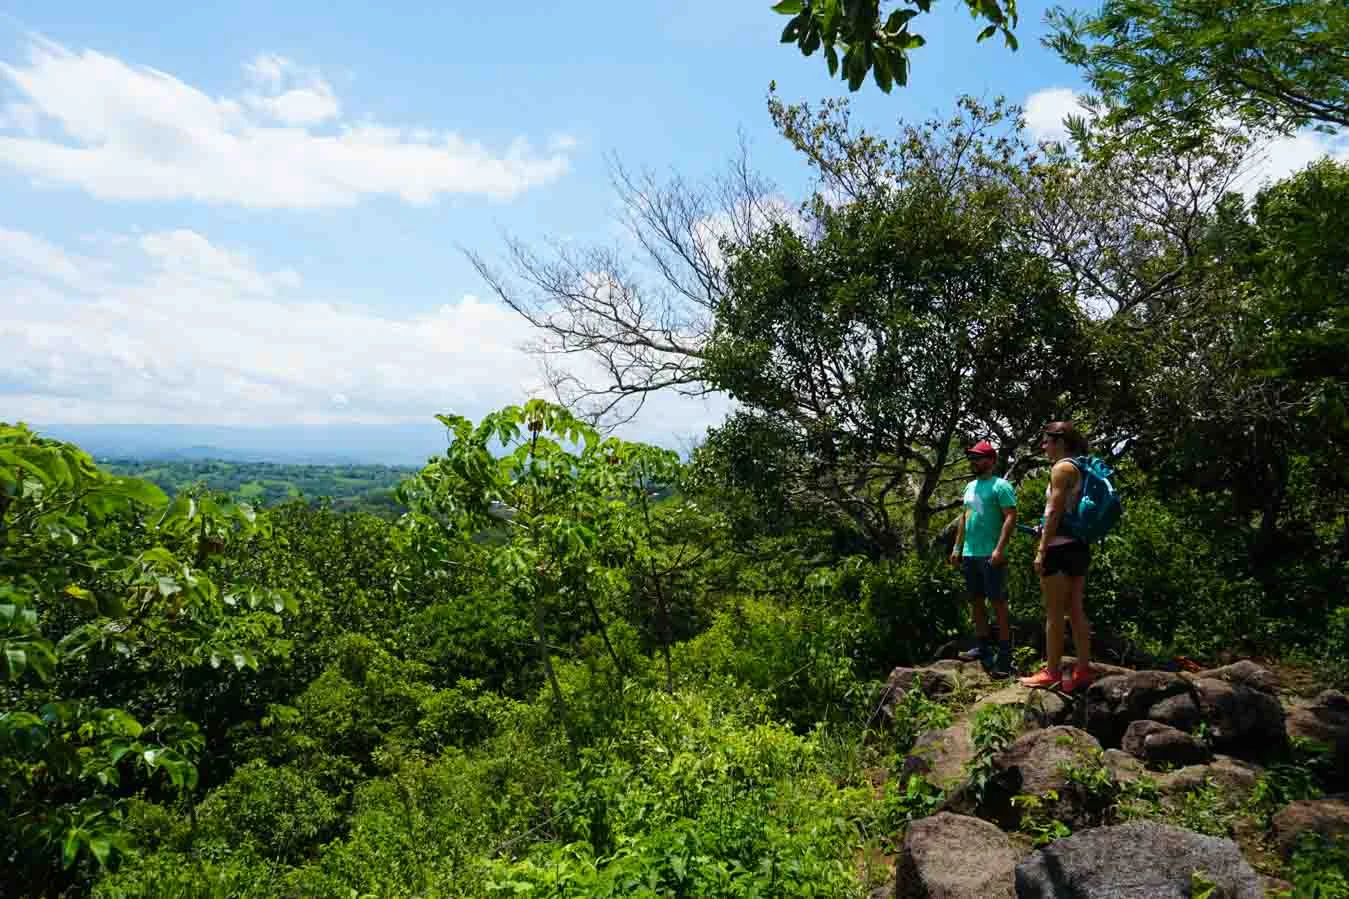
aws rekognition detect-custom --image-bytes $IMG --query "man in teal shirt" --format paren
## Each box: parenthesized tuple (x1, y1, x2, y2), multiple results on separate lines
(948, 441, 1017, 676)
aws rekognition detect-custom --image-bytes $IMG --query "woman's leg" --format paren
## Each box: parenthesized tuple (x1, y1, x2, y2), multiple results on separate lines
(1041, 573, 1069, 673)
(1067, 575, 1091, 671)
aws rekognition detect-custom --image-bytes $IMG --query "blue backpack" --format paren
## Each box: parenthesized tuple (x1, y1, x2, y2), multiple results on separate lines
(1063, 456, 1122, 543)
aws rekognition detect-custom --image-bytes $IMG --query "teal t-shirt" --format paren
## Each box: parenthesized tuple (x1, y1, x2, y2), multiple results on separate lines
(961, 476, 1017, 557)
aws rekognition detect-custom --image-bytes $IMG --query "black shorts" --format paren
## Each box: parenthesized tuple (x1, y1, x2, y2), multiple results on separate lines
(1043, 541, 1090, 577)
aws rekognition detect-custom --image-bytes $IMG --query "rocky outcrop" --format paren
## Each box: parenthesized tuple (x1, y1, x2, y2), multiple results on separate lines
(888, 657, 1337, 893)
(1121, 720, 1211, 766)
(1014, 822, 1263, 898)
(1074, 663, 1287, 762)
(1270, 795, 1349, 858)
(895, 813, 1020, 899)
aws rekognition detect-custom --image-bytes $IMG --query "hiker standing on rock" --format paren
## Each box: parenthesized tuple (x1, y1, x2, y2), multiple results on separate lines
(949, 440, 1016, 678)
(1020, 421, 1094, 693)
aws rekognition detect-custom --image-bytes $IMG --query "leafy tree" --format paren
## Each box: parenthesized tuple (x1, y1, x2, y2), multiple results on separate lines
(0, 424, 293, 895)
(771, 0, 1019, 92)
(699, 96, 1088, 556)
(1131, 161, 1348, 572)
(399, 401, 688, 745)
(1048, 0, 1349, 139)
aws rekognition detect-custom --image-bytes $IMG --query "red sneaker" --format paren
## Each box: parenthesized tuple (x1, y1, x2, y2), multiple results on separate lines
(1061, 667, 1094, 694)
(1019, 667, 1062, 689)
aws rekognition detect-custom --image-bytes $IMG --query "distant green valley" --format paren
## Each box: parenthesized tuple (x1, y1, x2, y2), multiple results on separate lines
(102, 459, 417, 516)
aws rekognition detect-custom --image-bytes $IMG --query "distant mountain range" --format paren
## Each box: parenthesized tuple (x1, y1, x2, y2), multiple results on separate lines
(35, 423, 453, 466)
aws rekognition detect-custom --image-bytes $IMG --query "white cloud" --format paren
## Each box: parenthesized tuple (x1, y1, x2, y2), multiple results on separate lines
(1023, 87, 1087, 143)
(1234, 130, 1349, 197)
(0, 101, 39, 135)
(1023, 87, 1349, 196)
(241, 54, 339, 126)
(0, 227, 730, 445)
(0, 38, 572, 207)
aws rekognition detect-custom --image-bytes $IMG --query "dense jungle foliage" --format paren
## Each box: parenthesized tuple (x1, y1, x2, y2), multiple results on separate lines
(4, 4, 1348, 889)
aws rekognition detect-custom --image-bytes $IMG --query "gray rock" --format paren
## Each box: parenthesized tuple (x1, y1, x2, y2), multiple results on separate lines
(896, 813, 1020, 899)
(1287, 690, 1349, 789)
(1084, 671, 1198, 747)
(1102, 749, 1146, 784)
(1155, 756, 1264, 810)
(1193, 676, 1287, 759)
(1121, 720, 1212, 766)
(906, 721, 976, 790)
(1146, 692, 1202, 732)
(1022, 689, 1070, 729)
(1271, 794, 1349, 858)
(970, 726, 1109, 830)
(1194, 660, 1280, 695)
(876, 667, 956, 731)
(1014, 821, 1263, 898)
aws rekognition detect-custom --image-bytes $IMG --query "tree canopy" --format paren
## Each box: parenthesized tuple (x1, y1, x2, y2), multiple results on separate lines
(1048, 0, 1349, 139)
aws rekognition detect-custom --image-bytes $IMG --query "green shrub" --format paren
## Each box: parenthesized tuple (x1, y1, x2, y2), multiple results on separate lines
(92, 851, 283, 899)
(193, 761, 342, 864)
(1286, 834, 1349, 899)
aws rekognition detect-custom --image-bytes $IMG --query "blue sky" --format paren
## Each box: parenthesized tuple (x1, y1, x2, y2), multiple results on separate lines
(1, 2, 1340, 448)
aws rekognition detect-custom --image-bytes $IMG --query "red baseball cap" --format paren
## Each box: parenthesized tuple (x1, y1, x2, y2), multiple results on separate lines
(965, 440, 996, 458)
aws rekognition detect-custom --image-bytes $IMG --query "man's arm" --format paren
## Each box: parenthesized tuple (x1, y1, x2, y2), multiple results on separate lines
(992, 507, 1016, 567)
(949, 509, 966, 566)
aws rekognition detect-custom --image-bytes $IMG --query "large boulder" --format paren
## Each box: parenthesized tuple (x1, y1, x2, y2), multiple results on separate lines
(1270, 795, 1349, 859)
(958, 726, 1109, 829)
(1286, 690, 1349, 789)
(1192, 676, 1287, 759)
(896, 813, 1021, 899)
(1084, 671, 1198, 747)
(1121, 720, 1212, 766)
(905, 721, 976, 790)
(1014, 822, 1263, 898)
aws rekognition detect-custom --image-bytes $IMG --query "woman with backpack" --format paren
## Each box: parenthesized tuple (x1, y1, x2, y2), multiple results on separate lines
(1019, 421, 1095, 693)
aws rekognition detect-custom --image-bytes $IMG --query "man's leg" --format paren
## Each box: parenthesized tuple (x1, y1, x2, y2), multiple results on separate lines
(982, 559, 1012, 676)
(971, 594, 990, 638)
(958, 558, 993, 662)
(990, 598, 1012, 676)
(958, 593, 991, 661)
(993, 599, 1011, 644)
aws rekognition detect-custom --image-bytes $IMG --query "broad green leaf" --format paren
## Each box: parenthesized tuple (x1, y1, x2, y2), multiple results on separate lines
(62, 829, 82, 868)
(89, 837, 112, 867)
(102, 477, 169, 508)
(770, 0, 801, 13)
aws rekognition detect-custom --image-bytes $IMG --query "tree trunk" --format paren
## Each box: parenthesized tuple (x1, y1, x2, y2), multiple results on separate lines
(532, 593, 576, 750)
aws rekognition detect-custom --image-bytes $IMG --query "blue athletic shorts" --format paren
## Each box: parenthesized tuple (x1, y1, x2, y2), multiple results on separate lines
(960, 556, 1008, 601)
